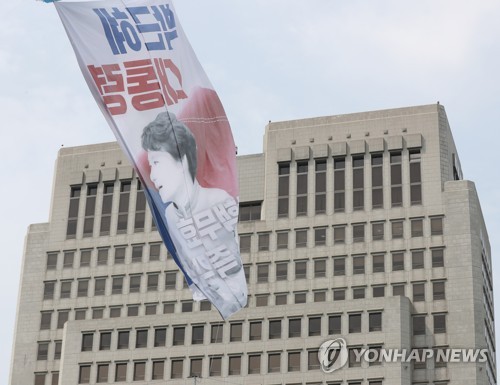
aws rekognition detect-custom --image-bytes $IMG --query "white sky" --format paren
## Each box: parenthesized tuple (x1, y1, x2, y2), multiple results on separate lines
(2, 0, 499, 382)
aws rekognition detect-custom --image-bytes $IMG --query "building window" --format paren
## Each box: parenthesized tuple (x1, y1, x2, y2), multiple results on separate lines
(83, 184, 97, 237)
(228, 356, 241, 375)
(67, 186, 81, 239)
(75, 308, 87, 320)
(99, 332, 111, 350)
(352, 155, 364, 210)
(369, 312, 382, 332)
(278, 162, 290, 217)
(37, 342, 49, 360)
(295, 228, 307, 248)
(371, 153, 383, 208)
(211, 324, 223, 343)
(134, 362, 146, 381)
(391, 220, 404, 239)
(349, 314, 361, 333)
(171, 360, 183, 379)
(372, 222, 384, 240)
(163, 302, 175, 314)
(334, 158, 345, 212)
(79, 365, 91, 384)
(333, 225, 345, 244)
(295, 260, 307, 279)
(413, 283, 426, 302)
(329, 315, 341, 334)
(43, 281, 55, 300)
(431, 217, 444, 235)
(256, 294, 268, 307)
(149, 243, 161, 261)
(392, 252, 405, 271)
(117, 181, 131, 233)
(276, 231, 288, 249)
(152, 361, 165, 380)
(314, 259, 326, 278)
(433, 281, 446, 300)
(352, 223, 365, 242)
(94, 277, 106, 296)
(173, 327, 185, 345)
(373, 285, 385, 297)
(275, 262, 288, 281)
(129, 275, 141, 293)
(112, 276, 123, 295)
(134, 180, 146, 232)
(314, 291, 326, 302)
(51, 372, 59, 385)
(296, 161, 308, 216)
(308, 350, 320, 370)
(135, 330, 148, 348)
(289, 318, 301, 338)
(60, 280, 72, 299)
(353, 287, 365, 299)
(190, 358, 202, 378)
(145, 304, 157, 316)
(349, 347, 362, 367)
(100, 183, 114, 235)
(114, 246, 125, 264)
(115, 363, 127, 382)
(257, 264, 269, 283)
(269, 319, 282, 339)
(97, 364, 109, 383)
(288, 351, 301, 372)
(131, 244, 143, 263)
(34, 373, 46, 385)
(434, 314, 447, 333)
(412, 250, 424, 269)
(390, 152, 402, 207)
(209, 357, 222, 376)
(393, 284, 405, 296)
(432, 248, 444, 267)
(230, 323, 242, 342)
(413, 315, 426, 335)
(239, 201, 262, 221)
(57, 311, 69, 329)
(63, 251, 74, 268)
(268, 353, 281, 373)
(249, 321, 262, 341)
(372, 254, 385, 273)
(127, 305, 138, 317)
(97, 248, 108, 266)
(147, 273, 159, 291)
(275, 293, 287, 305)
(258, 233, 270, 251)
(314, 227, 326, 246)
(248, 354, 261, 374)
(409, 149, 422, 205)
(81, 333, 93, 352)
(239, 234, 251, 253)
(333, 289, 345, 301)
(309, 317, 321, 336)
(117, 331, 129, 349)
(333, 257, 345, 276)
(165, 271, 177, 290)
(80, 250, 91, 267)
(353, 255, 365, 274)
(411, 218, 423, 237)
(315, 159, 327, 214)
(295, 291, 307, 303)
(46, 252, 58, 270)
(40, 312, 52, 330)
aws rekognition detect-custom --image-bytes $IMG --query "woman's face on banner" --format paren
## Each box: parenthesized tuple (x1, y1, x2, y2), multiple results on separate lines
(148, 150, 187, 204)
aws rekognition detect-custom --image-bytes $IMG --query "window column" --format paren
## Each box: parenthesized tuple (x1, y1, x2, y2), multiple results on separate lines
(409, 149, 422, 205)
(371, 153, 383, 209)
(66, 186, 81, 239)
(333, 158, 345, 212)
(277, 163, 290, 218)
(352, 155, 364, 211)
(296, 161, 308, 216)
(315, 159, 326, 214)
(117, 181, 131, 233)
(390, 152, 402, 207)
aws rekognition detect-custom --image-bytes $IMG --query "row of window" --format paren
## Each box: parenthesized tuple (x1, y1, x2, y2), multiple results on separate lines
(245, 249, 445, 284)
(46, 243, 165, 271)
(240, 216, 444, 252)
(77, 353, 385, 383)
(78, 312, 382, 354)
(277, 150, 422, 218)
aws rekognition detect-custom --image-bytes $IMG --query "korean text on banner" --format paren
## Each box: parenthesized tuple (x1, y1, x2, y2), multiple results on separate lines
(54, 0, 247, 319)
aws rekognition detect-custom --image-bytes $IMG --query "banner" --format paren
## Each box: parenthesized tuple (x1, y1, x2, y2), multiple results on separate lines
(55, 0, 247, 319)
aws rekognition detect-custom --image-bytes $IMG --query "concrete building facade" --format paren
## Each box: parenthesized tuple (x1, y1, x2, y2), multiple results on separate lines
(10, 104, 496, 385)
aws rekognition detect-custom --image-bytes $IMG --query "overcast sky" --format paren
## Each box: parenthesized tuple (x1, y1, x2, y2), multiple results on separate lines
(2, 0, 499, 382)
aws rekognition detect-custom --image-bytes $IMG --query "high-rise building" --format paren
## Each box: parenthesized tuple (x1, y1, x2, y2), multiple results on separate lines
(10, 104, 496, 385)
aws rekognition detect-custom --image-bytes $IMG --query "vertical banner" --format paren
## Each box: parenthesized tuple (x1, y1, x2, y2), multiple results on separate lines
(55, 0, 247, 319)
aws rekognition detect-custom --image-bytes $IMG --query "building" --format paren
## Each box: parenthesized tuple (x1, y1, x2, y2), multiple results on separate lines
(9, 104, 496, 385)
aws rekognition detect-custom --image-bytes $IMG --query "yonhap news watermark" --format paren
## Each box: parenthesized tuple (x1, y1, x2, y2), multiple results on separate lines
(318, 338, 489, 373)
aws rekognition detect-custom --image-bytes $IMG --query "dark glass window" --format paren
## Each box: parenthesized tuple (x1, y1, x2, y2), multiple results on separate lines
(296, 161, 308, 216)
(349, 314, 361, 333)
(413, 315, 426, 335)
(278, 163, 290, 218)
(173, 327, 185, 345)
(230, 323, 242, 342)
(334, 158, 345, 212)
(390, 152, 402, 207)
(134, 362, 146, 381)
(268, 353, 281, 373)
(432, 249, 444, 267)
(249, 321, 262, 340)
(83, 184, 97, 237)
(372, 254, 385, 272)
(314, 259, 326, 278)
(79, 365, 91, 384)
(413, 283, 426, 302)
(334, 257, 345, 276)
(353, 256, 365, 274)
(329, 315, 341, 334)
(239, 202, 262, 221)
(136, 329, 148, 348)
(67, 186, 81, 239)
(211, 324, 223, 343)
(352, 155, 364, 210)
(190, 358, 202, 377)
(154, 328, 166, 347)
(115, 363, 127, 382)
(409, 150, 422, 205)
(431, 217, 444, 235)
(37, 342, 49, 360)
(333, 226, 345, 244)
(257, 264, 269, 283)
(248, 354, 261, 374)
(371, 154, 383, 208)
(295, 260, 307, 279)
(239, 234, 251, 253)
(275, 262, 288, 281)
(269, 320, 282, 339)
(228, 356, 241, 375)
(434, 314, 446, 333)
(114, 247, 125, 264)
(392, 252, 405, 271)
(209, 357, 221, 376)
(99, 332, 111, 350)
(309, 317, 321, 336)
(192, 325, 204, 344)
(288, 351, 301, 372)
(289, 318, 301, 338)
(276, 231, 288, 249)
(81, 333, 93, 352)
(171, 360, 183, 379)
(352, 223, 365, 242)
(97, 364, 109, 383)
(412, 250, 424, 269)
(258, 233, 270, 251)
(315, 159, 327, 214)
(117, 331, 129, 349)
(100, 183, 114, 235)
(411, 218, 423, 237)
